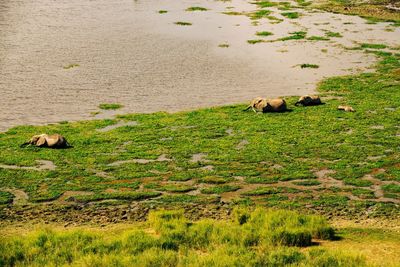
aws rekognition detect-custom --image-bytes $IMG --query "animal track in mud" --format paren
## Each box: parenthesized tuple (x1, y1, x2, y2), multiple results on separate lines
(0, 160, 56, 171)
(108, 154, 172, 166)
(97, 121, 138, 132)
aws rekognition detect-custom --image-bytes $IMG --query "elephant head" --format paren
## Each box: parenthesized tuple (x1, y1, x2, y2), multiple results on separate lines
(295, 95, 322, 106)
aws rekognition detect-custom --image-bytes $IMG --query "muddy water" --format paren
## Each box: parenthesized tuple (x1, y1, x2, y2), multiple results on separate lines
(0, 0, 398, 131)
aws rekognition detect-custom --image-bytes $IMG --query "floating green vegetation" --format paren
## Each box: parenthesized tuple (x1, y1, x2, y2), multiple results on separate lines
(186, 6, 208, 11)
(277, 2, 293, 10)
(281, 12, 300, 19)
(98, 103, 123, 110)
(201, 185, 241, 194)
(247, 39, 264, 44)
(325, 31, 343, 38)
(360, 43, 388, 49)
(307, 36, 330, 41)
(63, 64, 79, 70)
(222, 11, 244, 16)
(300, 63, 319, 69)
(174, 21, 192, 26)
(248, 9, 272, 20)
(256, 31, 273, 36)
(158, 10, 168, 14)
(218, 43, 230, 48)
(278, 31, 307, 41)
(251, 1, 278, 8)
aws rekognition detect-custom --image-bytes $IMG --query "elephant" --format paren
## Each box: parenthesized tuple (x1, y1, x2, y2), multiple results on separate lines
(337, 105, 355, 112)
(245, 97, 287, 113)
(263, 98, 287, 112)
(295, 95, 322, 106)
(20, 134, 71, 148)
(244, 97, 267, 112)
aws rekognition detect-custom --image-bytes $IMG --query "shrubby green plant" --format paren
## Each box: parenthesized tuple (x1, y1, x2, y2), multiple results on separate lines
(0, 208, 365, 266)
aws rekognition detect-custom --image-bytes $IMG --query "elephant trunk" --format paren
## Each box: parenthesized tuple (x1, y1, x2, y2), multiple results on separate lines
(20, 142, 30, 148)
(243, 105, 252, 111)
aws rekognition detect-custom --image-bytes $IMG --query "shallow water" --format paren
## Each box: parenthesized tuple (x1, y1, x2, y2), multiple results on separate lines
(0, 0, 398, 131)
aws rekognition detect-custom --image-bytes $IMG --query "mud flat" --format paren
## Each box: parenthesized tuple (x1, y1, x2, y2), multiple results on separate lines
(0, 0, 399, 131)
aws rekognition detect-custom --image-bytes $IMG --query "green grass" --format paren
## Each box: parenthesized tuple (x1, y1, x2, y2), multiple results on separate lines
(0, 208, 359, 266)
(158, 10, 168, 14)
(382, 184, 400, 193)
(186, 7, 208, 11)
(0, 50, 399, 217)
(293, 180, 321, 186)
(281, 12, 300, 19)
(174, 21, 192, 26)
(0, 191, 13, 205)
(199, 176, 234, 184)
(256, 31, 273, 36)
(316, 0, 400, 25)
(300, 63, 320, 68)
(242, 187, 280, 196)
(201, 185, 241, 194)
(343, 178, 373, 187)
(98, 103, 123, 110)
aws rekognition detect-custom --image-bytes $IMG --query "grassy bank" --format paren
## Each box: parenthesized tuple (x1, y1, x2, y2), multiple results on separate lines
(1, 208, 370, 266)
(312, 0, 400, 25)
(0, 48, 399, 221)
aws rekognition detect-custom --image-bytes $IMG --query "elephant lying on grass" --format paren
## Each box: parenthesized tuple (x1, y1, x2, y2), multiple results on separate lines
(245, 97, 287, 112)
(295, 95, 322, 106)
(21, 134, 71, 148)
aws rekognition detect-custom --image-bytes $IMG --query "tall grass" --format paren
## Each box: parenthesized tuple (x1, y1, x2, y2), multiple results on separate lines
(0, 208, 365, 266)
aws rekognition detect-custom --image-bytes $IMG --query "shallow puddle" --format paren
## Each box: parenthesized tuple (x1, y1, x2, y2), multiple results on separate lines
(0, 0, 398, 131)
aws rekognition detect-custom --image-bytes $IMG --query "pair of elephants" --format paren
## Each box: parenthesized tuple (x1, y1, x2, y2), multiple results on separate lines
(245, 95, 355, 113)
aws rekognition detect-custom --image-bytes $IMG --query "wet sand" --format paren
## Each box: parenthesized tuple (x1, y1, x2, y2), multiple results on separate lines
(0, 0, 398, 131)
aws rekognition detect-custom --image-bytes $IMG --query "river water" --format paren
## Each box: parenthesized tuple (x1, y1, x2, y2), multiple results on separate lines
(0, 0, 398, 131)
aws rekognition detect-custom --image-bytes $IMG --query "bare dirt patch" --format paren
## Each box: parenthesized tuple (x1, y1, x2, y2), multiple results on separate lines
(108, 154, 172, 166)
(0, 160, 56, 171)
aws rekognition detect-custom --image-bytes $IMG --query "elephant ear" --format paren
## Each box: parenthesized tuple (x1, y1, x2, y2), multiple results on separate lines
(35, 136, 47, 147)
